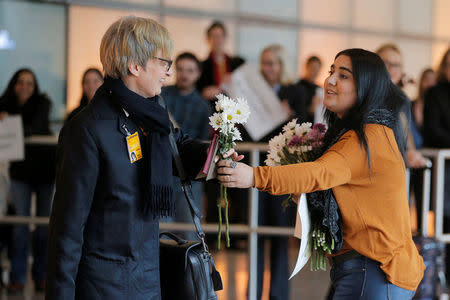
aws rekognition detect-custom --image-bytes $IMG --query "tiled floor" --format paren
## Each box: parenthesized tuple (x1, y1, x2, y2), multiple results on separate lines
(0, 240, 330, 300)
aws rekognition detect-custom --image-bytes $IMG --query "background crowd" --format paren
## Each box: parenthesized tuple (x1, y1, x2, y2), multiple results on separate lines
(0, 13, 450, 299)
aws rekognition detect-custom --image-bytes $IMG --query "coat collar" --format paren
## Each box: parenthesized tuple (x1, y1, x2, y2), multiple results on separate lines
(88, 84, 140, 138)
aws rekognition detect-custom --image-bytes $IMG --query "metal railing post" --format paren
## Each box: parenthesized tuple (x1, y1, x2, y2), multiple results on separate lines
(421, 168, 431, 237)
(434, 154, 445, 240)
(248, 149, 259, 300)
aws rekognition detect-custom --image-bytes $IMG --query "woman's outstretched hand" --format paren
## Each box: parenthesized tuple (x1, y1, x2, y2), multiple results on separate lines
(217, 159, 255, 188)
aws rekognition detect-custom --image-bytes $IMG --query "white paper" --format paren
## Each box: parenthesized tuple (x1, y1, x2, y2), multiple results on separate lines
(0, 116, 24, 161)
(313, 87, 325, 125)
(222, 63, 289, 141)
(289, 193, 311, 279)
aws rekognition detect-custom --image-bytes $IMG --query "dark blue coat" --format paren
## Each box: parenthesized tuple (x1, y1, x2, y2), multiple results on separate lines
(45, 85, 208, 300)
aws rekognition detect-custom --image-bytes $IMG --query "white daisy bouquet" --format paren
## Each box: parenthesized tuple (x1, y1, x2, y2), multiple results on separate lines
(209, 94, 250, 249)
(266, 120, 333, 271)
(266, 119, 326, 209)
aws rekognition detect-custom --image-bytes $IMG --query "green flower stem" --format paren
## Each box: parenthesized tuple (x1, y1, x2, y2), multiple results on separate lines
(309, 223, 335, 271)
(225, 186, 230, 247)
(218, 185, 223, 250)
(217, 130, 235, 249)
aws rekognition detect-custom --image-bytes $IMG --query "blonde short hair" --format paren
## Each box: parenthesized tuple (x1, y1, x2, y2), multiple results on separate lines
(376, 43, 401, 56)
(260, 44, 293, 86)
(100, 16, 173, 79)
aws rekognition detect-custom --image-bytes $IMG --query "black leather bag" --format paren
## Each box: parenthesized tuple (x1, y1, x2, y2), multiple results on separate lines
(159, 96, 223, 300)
(160, 231, 222, 300)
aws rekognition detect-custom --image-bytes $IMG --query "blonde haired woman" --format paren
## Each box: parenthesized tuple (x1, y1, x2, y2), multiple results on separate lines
(260, 44, 308, 128)
(260, 44, 293, 87)
(46, 16, 209, 299)
(254, 44, 307, 299)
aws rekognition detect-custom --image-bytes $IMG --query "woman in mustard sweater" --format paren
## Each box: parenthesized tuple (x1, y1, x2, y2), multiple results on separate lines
(217, 48, 424, 299)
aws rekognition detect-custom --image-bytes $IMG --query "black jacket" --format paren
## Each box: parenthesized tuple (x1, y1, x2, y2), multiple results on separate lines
(0, 94, 56, 183)
(65, 96, 89, 124)
(297, 79, 319, 123)
(423, 82, 450, 148)
(279, 83, 309, 123)
(196, 54, 245, 94)
(45, 85, 208, 300)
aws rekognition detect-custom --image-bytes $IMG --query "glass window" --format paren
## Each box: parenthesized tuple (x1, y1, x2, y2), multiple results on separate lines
(433, 0, 450, 39)
(163, 16, 236, 62)
(398, 39, 431, 82)
(164, 0, 234, 13)
(353, 0, 395, 32)
(298, 29, 350, 86)
(300, 0, 352, 27)
(67, 6, 157, 114)
(396, 39, 432, 99)
(238, 25, 298, 74)
(432, 42, 449, 71)
(163, 16, 237, 86)
(399, 0, 432, 35)
(109, 0, 159, 4)
(349, 34, 389, 52)
(0, 0, 66, 121)
(239, 0, 298, 19)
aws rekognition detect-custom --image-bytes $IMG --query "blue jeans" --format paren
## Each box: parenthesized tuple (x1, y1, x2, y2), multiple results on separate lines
(328, 255, 416, 300)
(9, 180, 54, 283)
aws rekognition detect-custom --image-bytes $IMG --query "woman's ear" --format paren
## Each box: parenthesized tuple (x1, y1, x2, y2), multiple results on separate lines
(128, 61, 141, 77)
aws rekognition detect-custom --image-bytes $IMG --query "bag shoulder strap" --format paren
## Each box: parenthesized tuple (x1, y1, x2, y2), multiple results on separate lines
(158, 96, 206, 241)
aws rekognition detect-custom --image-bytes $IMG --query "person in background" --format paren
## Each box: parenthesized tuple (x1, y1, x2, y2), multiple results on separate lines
(45, 16, 217, 299)
(66, 68, 103, 123)
(408, 68, 437, 233)
(197, 21, 245, 103)
(160, 52, 212, 240)
(423, 47, 450, 282)
(0, 68, 55, 293)
(298, 55, 323, 122)
(376, 44, 428, 168)
(255, 43, 302, 300)
(260, 44, 308, 127)
(217, 48, 425, 299)
(413, 68, 436, 133)
(197, 21, 247, 245)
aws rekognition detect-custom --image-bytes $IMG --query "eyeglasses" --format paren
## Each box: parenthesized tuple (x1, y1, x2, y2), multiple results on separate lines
(384, 61, 402, 69)
(153, 56, 173, 72)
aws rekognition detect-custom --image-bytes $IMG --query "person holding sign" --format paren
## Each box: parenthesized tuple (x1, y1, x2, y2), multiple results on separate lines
(255, 44, 299, 300)
(0, 68, 55, 294)
(46, 16, 211, 299)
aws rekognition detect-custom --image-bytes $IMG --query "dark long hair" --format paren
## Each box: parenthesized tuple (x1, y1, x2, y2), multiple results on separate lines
(0, 68, 41, 111)
(324, 48, 409, 167)
(80, 68, 103, 107)
(417, 68, 435, 101)
(436, 47, 450, 83)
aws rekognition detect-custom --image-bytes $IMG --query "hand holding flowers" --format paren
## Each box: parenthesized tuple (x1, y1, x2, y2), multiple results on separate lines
(209, 94, 250, 249)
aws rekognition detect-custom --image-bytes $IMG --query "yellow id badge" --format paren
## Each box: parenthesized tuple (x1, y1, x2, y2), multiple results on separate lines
(126, 132, 143, 163)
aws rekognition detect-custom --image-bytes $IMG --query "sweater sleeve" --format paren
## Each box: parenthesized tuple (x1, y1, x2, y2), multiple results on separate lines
(254, 130, 363, 195)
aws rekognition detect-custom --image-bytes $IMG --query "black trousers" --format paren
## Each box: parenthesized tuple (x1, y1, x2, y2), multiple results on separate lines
(256, 191, 296, 300)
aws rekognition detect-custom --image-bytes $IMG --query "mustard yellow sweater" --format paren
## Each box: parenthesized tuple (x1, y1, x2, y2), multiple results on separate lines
(254, 124, 424, 290)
